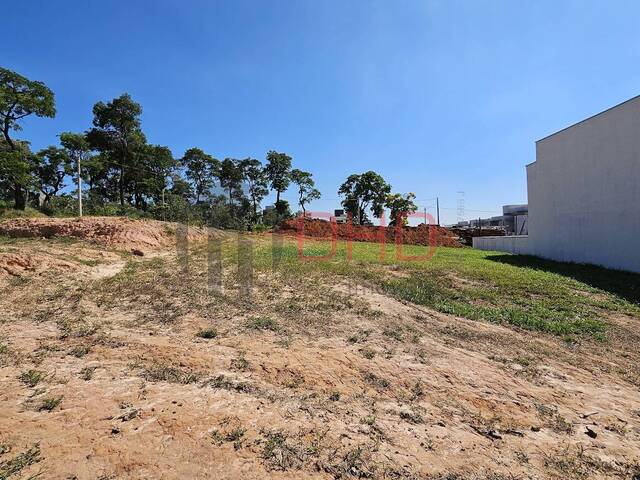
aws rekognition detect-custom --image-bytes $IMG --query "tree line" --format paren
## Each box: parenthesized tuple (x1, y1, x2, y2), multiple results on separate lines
(1, 67, 417, 228)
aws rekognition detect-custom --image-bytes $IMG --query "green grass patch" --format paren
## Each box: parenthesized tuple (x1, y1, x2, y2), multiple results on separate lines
(245, 316, 279, 332)
(196, 328, 218, 339)
(18, 370, 45, 388)
(252, 236, 640, 339)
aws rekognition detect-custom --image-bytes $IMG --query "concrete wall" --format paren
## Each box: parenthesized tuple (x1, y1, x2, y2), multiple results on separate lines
(527, 96, 640, 273)
(473, 235, 531, 255)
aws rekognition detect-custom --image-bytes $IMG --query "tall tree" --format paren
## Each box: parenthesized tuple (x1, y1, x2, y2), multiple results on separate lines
(265, 150, 291, 212)
(181, 147, 219, 204)
(169, 173, 193, 200)
(86, 94, 145, 207)
(239, 158, 268, 221)
(291, 169, 320, 217)
(218, 158, 245, 205)
(338, 171, 391, 224)
(0, 68, 55, 209)
(35, 146, 71, 211)
(134, 144, 176, 208)
(386, 192, 418, 226)
(59, 132, 92, 216)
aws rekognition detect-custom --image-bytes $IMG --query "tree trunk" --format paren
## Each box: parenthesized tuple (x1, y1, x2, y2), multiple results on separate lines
(13, 184, 26, 210)
(119, 164, 125, 207)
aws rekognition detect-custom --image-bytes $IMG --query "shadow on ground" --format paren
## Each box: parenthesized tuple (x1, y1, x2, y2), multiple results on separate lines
(487, 254, 640, 305)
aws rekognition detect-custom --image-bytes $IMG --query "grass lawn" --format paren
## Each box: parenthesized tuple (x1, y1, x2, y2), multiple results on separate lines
(251, 236, 640, 340)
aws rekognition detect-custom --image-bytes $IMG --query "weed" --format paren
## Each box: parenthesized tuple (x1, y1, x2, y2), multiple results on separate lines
(347, 329, 372, 344)
(79, 366, 98, 381)
(399, 410, 424, 424)
(246, 316, 279, 332)
(328, 391, 341, 401)
(536, 404, 574, 434)
(18, 370, 45, 388)
(363, 372, 390, 391)
(410, 380, 425, 400)
(39, 396, 63, 412)
(261, 431, 303, 471)
(0, 444, 41, 478)
(204, 375, 254, 393)
(68, 345, 91, 358)
(359, 347, 376, 359)
(382, 325, 404, 342)
(196, 328, 218, 339)
(211, 417, 246, 450)
(230, 352, 249, 371)
(360, 415, 376, 426)
(57, 318, 99, 339)
(322, 445, 375, 479)
(140, 364, 200, 384)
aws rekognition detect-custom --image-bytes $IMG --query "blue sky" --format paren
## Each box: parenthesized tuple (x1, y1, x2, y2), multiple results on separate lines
(4, 0, 640, 224)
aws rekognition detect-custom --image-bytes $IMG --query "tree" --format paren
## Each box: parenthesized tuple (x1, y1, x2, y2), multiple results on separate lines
(291, 169, 320, 216)
(60, 132, 92, 216)
(218, 158, 244, 205)
(35, 146, 71, 211)
(239, 158, 268, 221)
(134, 144, 176, 208)
(86, 94, 145, 207)
(181, 147, 219, 204)
(386, 192, 418, 226)
(265, 150, 292, 212)
(0, 68, 56, 209)
(169, 173, 192, 200)
(338, 171, 391, 224)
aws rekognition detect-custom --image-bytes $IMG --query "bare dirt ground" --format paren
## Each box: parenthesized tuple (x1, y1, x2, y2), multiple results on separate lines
(1, 218, 639, 479)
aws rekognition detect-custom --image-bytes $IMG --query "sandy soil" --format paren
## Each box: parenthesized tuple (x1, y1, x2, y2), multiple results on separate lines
(1, 219, 639, 479)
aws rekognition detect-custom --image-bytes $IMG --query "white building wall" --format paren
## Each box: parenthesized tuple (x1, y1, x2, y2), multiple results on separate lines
(527, 96, 640, 273)
(473, 235, 530, 255)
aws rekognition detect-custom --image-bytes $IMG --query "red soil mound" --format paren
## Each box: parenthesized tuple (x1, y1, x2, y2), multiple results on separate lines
(278, 218, 463, 247)
(0, 217, 212, 252)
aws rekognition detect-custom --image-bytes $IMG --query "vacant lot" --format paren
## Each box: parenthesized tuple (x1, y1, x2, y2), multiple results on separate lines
(1, 219, 640, 479)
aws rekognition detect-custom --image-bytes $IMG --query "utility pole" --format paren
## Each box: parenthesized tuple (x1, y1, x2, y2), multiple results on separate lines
(423, 207, 427, 225)
(77, 157, 83, 217)
(436, 197, 440, 226)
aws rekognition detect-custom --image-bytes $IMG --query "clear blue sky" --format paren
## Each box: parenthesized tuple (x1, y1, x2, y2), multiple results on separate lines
(4, 0, 640, 224)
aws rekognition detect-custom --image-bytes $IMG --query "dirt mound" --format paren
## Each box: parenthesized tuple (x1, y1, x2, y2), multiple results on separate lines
(0, 252, 76, 277)
(278, 218, 463, 247)
(0, 217, 214, 252)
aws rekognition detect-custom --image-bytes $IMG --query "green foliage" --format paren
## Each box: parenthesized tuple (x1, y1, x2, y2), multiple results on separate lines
(196, 328, 218, 339)
(0, 73, 308, 229)
(18, 369, 45, 387)
(246, 316, 279, 331)
(240, 158, 269, 221)
(34, 146, 71, 212)
(219, 158, 245, 205)
(291, 168, 320, 215)
(265, 150, 292, 204)
(181, 147, 219, 203)
(386, 192, 418, 226)
(86, 93, 147, 207)
(254, 238, 639, 339)
(0, 68, 55, 209)
(338, 171, 391, 224)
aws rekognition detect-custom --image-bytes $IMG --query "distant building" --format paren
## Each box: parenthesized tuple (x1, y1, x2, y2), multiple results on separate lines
(455, 204, 528, 235)
(475, 95, 640, 273)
